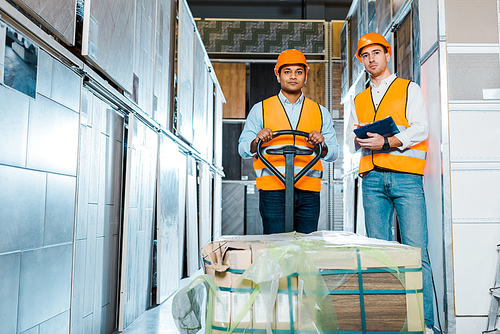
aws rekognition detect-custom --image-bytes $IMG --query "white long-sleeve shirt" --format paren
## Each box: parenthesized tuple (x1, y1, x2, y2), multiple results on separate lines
(346, 74, 428, 154)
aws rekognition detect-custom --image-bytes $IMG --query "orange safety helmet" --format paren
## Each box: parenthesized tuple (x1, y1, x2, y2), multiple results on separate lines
(356, 32, 392, 62)
(274, 49, 310, 75)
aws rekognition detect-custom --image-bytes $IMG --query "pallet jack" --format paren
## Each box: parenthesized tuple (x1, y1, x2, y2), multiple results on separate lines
(256, 130, 322, 233)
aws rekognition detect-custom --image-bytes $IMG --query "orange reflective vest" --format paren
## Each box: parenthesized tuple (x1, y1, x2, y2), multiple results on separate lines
(253, 95, 323, 192)
(354, 78, 427, 175)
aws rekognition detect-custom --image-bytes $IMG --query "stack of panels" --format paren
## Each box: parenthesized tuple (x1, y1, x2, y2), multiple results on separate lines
(202, 231, 424, 334)
(121, 116, 158, 329)
(157, 134, 186, 304)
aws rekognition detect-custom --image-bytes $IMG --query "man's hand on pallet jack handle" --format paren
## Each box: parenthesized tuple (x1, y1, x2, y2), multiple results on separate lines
(250, 128, 327, 157)
(305, 130, 328, 157)
(250, 128, 274, 154)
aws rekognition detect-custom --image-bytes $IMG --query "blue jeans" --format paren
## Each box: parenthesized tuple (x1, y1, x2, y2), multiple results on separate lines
(259, 189, 320, 234)
(362, 170, 434, 328)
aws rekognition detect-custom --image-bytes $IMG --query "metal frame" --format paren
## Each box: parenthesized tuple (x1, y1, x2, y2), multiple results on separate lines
(118, 115, 134, 332)
(324, 21, 335, 230)
(155, 132, 162, 306)
(437, 0, 455, 332)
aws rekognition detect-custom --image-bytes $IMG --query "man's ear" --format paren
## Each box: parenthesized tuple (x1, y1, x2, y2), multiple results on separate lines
(385, 52, 391, 63)
(276, 72, 281, 83)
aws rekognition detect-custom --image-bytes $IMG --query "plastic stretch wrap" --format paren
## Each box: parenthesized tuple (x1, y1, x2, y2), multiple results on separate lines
(173, 231, 425, 334)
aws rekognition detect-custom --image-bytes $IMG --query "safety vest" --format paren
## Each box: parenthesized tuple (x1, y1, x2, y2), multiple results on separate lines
(354, 78, 427, 175)
(253, 95, 323, 192)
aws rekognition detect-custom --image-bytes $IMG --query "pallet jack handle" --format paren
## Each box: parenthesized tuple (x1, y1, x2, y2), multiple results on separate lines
(256, 130, 322, 232)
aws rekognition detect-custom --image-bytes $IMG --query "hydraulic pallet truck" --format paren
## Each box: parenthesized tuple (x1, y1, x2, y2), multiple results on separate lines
(256, 130, 322, 233)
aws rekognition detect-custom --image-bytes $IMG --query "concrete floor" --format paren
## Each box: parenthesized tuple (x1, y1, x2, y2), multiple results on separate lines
(114, 271, 206, 334)
(113, 296, 179, 334)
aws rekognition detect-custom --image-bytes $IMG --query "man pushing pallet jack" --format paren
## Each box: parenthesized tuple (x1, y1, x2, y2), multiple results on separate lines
(238, 48, 340, 234)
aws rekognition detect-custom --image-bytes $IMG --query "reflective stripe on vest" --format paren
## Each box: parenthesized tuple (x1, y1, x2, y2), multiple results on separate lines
(253, 95, 323, 191)
(354, 78, 427, 175)
(254, 166, 323, 179)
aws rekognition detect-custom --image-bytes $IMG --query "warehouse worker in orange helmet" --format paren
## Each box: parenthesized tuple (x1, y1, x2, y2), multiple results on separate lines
(238, 49, 339, 234)
(346, 32, 433, 333)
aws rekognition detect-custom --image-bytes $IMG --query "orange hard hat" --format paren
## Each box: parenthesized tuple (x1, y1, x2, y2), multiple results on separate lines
(356, 32, 392, 62)
(274, 49, 309, 75)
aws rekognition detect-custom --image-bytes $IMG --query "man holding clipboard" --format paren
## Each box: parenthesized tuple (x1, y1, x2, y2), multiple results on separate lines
(345, 32, 434, 333)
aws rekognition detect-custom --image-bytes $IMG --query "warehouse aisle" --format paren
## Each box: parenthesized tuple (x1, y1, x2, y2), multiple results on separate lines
(113, 297, 178, 334)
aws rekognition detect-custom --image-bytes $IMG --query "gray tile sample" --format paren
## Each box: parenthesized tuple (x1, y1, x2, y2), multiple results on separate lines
(205, 76, 215, 165)
(0, 165, 46, 253)
(185, 155, 199, 275)
(157, 135, 184, 303)
(318, 182, 329, 230)
(72, 90, 124, 334)
(245, 185, 262, 235)
(0, 85, 30, 167)
(121, 117, 158, 329)
(198, 162, 212, 248)
(82, 0, 135, 92)
(37, 49, 53, 98)
(82, 315, 93, 333)
(71, 240, 86, 334)
(212, 174, 223, 239)
(192, 38, 208, 159)
(13, 0, 77, 45)
(51, 58, 81, 112)
(133, 0, 156, 116)
(213, 89, 224, 168)
(17, 244, 73, 332)
(449, 53, 500, 101)
(39, 310, 70, 334)
(0, 252, 21, 334)
(176, 0, 195, 143)
(82, 203, 97, 316)
(76, 124, 90, 241)
(26, 94, 79, 175)
(44, 173, 76, 246)
(19, 327, 39, 334)
(222, 183, 245, 235)
(153, 0, 174, 129)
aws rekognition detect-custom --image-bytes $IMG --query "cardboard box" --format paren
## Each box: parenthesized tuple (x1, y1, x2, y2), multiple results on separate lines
(276, 276, 298, 330)
(229, 250, 253, 329)
(202, 232, 424, 333)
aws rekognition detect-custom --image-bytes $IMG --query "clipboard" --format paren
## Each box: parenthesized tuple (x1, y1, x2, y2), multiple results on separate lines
(353, 116, 400, 139)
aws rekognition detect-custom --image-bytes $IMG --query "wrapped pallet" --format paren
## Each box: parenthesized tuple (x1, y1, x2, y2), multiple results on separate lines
(173, 231, 425, 334)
